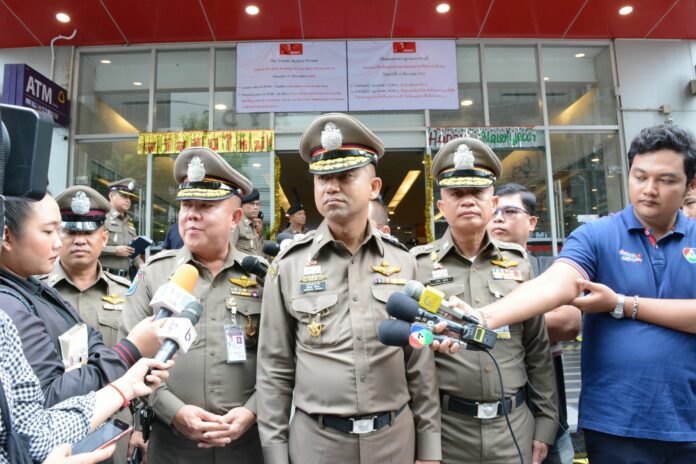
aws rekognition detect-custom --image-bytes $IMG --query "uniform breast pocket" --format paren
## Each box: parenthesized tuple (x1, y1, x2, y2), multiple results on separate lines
(105, 223, 120, 244)
(236, 298, 261, 348)
(370, 285, 401, 337)
(97, 309, 120, 346)
(487, 279, 519, 300)
(291, 292, 339, 347)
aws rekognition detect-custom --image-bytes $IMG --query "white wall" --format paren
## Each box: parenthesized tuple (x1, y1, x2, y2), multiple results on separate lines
(615, 39, 696, 147)
(0, 46, 73, 193)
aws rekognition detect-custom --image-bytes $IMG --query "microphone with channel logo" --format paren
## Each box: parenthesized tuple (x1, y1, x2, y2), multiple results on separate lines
(378, 319, 458, 350)
(403, 280, 481, 325)
(151, 264, 199, 321)
(154, 301, 204, 363)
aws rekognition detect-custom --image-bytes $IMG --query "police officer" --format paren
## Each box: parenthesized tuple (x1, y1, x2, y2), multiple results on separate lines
(281, 203, 308, 235)
(119, 147, 263, 464)
(45, 186, 141, 463)
(257, 113, 441, 464)
(412, 137, 557, 463)
(100, 178, 144, 277)
(233, 188, 263, 256)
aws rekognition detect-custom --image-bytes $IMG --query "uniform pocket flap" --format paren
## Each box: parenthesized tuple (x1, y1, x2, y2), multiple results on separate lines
(487, 279, 519, 298)
(236, 299, 262, 316)
(434, 282, 467, 298)
(291, 292, 338, 315)
(370, 286, 398, 303)
(97, 310, 120, 330)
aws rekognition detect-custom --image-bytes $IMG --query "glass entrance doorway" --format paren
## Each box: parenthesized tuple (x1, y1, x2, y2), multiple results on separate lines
(278, 151, 427, 245)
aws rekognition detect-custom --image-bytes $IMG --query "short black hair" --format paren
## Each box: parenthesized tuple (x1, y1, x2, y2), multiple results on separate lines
(627, 124, 696, 186)
(494, 183, 537, 216)
(4, 197, 35, 237)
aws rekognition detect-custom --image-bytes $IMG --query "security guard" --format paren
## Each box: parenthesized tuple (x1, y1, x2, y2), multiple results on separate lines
(119, 147, 263, 464)
(257, 113, 441, 464)
(100, 178, 144, 277)
(233, 188, 264, 256)
(44, 185, 137, 463)
(281, 203, 308, 235)
(412, 137, 557, 463)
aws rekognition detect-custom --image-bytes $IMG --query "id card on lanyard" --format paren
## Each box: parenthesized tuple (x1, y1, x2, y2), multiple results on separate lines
(225, 299, 246, 363)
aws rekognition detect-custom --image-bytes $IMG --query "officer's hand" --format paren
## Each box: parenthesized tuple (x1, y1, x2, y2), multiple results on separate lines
(43, 443, 116, 464)
(571, 278, 617, 313)
(428, 322, 461, 354)
(116, 245, 136, 257)
(200, 406, 256, 447)
(128, 431, 148, 464)
(127, 317, 167, 358)
(532, 440, 549, 464)
(172, 405, 229, 445)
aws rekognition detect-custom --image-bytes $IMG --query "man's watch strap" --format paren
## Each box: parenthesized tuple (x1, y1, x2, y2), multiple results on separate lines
(611, 294, 626, 319)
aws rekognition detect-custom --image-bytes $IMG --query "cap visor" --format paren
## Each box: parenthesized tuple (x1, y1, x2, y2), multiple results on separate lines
(438, 176, 495, 189)
(60, 221, 102, 232)
(309, 155, 373, 175)
(175, 188, 236, 201)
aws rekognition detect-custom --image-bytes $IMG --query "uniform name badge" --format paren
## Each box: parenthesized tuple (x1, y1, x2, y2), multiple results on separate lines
(430, 268, 453, 286)
(225, 325, 247, 363)
(494, 325, 511, 339)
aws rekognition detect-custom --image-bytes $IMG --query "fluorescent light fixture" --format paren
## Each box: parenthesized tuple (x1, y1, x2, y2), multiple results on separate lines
(591, 158, 600, 162)
(100, 59, 111, 64)
(436, 3, 450, 13)
(246, 5, 260, 15)
(388, 170, 421, 213)
(574, 53, 586, 58)
(543, 76, 550, 81)
(460, 99, 473, 107)
(252, 163, 261, 167)
(592, 188, 598, 192)
(619, 5, 633, 15)
(214, 103, 227, 110)
(56, 12, 70, 23)
(388, 211, 395, 215)
(133, 81, 143, 86)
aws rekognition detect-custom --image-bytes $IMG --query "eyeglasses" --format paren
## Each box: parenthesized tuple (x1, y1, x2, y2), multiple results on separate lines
(493, 206, 530, 219)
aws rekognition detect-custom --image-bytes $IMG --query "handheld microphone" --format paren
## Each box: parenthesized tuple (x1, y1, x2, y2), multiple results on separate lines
(403, 280, 480, 325)
(386, 293, 497, 349)
(151, 264, 199, 320)
(241, 255, 268, 279)
(378, 319, 457, 349)
(262, 240, 280, 257)
(154, 301, 204, 363)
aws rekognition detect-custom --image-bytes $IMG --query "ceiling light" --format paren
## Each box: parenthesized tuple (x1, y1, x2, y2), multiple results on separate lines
(397, 226, 402, 230)
(388, 211, 395, 215)
(100, 59, 111, 64)
(619, 5, 633, 15)
(591, 158, 600, 162)
(56, 12, 70, 23)
(214, 103, 227, 110)
(388, 170, 422, 212)
(252, 163, 261, 167)
(574, 53, 586, 58)
(436, 3, 450, 13)
(460, 99, 473, 107)
(245, 5, 260, 15)
(543, 76, 550, 81)
(133, 81, 143, 86)
(592, 206, 598, 210)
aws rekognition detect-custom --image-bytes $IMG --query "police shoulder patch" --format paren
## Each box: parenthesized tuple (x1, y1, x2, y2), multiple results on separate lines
(409, 244, 434, 256)
(126, 270, 143, 296)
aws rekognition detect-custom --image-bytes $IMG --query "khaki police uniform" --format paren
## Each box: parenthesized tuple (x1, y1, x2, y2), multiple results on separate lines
(119, 147, 262, 464)
(416, 137, 557, 463)
(279, 224, 308, 236)
(233, 217, 263, 256)
(49, 185, 135, 464)
(281, 204, 308, 236)
(256, 113, 441, 464)
(100, 178, 144, 276)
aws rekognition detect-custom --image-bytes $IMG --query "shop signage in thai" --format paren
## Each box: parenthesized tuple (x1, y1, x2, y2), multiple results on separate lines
(137, 130, 274, 155)
(2, 64, 70, 127)
(427, 127, 541, 152)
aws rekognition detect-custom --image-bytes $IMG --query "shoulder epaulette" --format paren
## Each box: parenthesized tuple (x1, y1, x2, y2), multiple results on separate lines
(375, 230, 408, 252)
(104, 272, 132, 287)
(492, 238, 528, 258)
(146, 249, 178, 265)
(409, 243, 434, 256)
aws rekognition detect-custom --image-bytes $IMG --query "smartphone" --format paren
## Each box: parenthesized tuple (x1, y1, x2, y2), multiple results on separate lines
(72, 418, 132, 454)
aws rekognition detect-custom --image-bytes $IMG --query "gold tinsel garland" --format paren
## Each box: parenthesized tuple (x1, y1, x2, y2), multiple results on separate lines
(271, 154, 282, 240)
(424, 152, 434, 243)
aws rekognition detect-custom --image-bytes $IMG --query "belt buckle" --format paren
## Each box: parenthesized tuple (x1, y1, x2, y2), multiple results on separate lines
(475, 402, 499, 419)
(350, 417, 376, 434)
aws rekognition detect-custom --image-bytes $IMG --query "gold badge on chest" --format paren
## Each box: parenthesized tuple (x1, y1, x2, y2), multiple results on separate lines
(229, 275, 257, 288)
(490, 256, 519, 268)
(307, 318, 324, 337)
(101, 294, 125, 305)
(371, 261, 401, 277)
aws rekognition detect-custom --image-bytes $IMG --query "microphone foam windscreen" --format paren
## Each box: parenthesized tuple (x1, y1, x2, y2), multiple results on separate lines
(386, 292, 421, 322)
(377, 319, 411, 346)
(180, 301, 204, 325)
(170, 264, 199, 293)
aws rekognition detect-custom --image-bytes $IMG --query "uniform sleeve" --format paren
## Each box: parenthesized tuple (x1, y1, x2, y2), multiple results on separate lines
(256, 263, 296, 464)
(231, 224, 240, 247)
(0, 294, 132, 408)
(102, 244, 119, 257)
(556, 223, 599, 282)
(522, 314, 559, 445)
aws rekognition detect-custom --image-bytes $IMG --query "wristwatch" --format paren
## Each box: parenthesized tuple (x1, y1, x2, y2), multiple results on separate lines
(611, 294, 626, 319)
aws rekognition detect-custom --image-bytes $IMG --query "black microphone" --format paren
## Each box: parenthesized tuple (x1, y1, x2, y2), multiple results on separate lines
(386, 293, 497, 349)
(153, 301, 204, 363)
(241, 255, 268, 279)
(378, 319, 455, 349)
(262, 240, 280, 257)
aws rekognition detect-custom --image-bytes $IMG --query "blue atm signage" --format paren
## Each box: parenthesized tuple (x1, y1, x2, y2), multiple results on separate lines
(2, 64, 70, 127)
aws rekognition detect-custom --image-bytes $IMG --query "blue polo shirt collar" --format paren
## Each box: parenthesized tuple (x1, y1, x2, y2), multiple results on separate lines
(621, 204, 686, 237)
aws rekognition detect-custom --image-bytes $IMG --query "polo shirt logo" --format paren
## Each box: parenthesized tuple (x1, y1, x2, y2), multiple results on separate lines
(619, 249, 642, 263)
(683, 248, 696, 263)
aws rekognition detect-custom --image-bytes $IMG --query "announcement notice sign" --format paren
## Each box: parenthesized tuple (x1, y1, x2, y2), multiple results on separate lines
(347, 40, 458, 111)
(236, 42, 348, 113)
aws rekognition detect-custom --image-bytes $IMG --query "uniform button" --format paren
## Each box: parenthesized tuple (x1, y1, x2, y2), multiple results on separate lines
(472, 268, 477, 272)
(360, 376, 366, 382)
(210, 388, 215, 393)
(485, 365, 492, 373)
(210, 352, 215, 357)
(211, 314, 217, 320)
(352, 296, 358, 302)
(475, 298, 480, 303)
(356, 335, 363, 341)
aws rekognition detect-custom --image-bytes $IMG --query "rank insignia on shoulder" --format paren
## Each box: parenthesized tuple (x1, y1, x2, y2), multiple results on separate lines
(126, 270, 142, 296)
(409, 244, 433, 256)
(373, 276, 406, 285)
(491, 257, 518, 268)
(268, 264, 278, 279)
(101, 294, 125, 305)
(371, 261, 402, 277)
(229, 275, 258, 288)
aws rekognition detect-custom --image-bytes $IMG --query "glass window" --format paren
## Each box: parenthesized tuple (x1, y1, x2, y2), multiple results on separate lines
(430, 46, 485, 126)
(156, 50, 210, 131)
(275, 111, 424, 132)
(77, 52, 151, 135)
(485, 46, 542, 126)
(542, 46, 617, 126)
(74, 140, 147, 235)
(550, 132, 623, 241)
(214, 49, 270, 130)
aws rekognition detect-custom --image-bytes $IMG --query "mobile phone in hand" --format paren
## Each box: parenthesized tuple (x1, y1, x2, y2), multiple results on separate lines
(72, 418, 132, 454)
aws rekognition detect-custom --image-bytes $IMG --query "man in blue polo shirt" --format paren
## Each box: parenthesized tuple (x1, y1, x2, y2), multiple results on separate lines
(434, 124, 696, 463)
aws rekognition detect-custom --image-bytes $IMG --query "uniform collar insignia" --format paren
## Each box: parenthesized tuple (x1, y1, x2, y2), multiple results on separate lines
(321, 122, 342, 151)
(71, 191, 91, 215)
(491, 256, 518, 268)
(101, 294, 125, 305)
(371, 261, 402, 277)
(187, 156, 206, 182)
(454, 144, 475, 170)
(229, 275, 258, 288)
